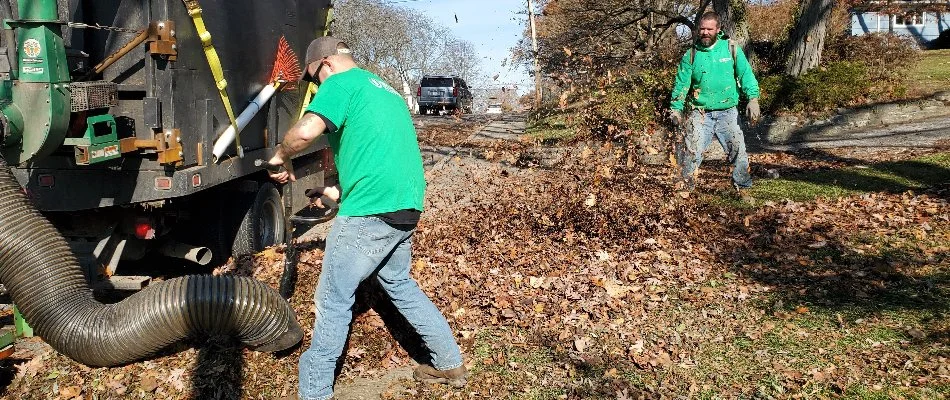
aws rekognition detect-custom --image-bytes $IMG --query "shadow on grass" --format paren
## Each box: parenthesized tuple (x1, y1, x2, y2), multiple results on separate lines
(751, 153, 950, 202)
(722, 210, 949, 340)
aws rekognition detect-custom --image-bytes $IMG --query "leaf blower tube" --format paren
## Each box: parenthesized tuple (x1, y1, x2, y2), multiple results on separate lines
(0, 161, 302, 367)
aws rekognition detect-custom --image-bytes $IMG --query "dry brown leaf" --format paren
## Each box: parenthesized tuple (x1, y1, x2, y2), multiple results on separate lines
(59, 385, 81, 398)
(604, 280, 631, 299)
(140, 371, 160, 392)
(14, 357, 44, 380)
(165, 368, 187, 392)
(529, 276, 545, 288)
(574, 337, 590, 352)
(585, 193, 597, 208)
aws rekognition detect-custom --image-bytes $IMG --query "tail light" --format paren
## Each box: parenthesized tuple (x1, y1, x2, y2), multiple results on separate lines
(417, 87, 421, 97)
(453, 86, 459, 97)
(134, 219, 156, 240)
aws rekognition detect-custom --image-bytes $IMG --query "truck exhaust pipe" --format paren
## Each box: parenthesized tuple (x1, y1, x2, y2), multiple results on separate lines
(161, 241, 213, 266)
(0, 161, 302, 367)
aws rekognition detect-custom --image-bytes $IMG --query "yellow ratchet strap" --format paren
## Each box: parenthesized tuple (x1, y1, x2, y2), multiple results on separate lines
(297, 83, 317, 120)
(182, 0, 243, 158)
(297, 5, 333, 120)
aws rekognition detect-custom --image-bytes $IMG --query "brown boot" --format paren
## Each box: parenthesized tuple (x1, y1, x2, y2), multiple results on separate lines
(413, 364, 468, 388)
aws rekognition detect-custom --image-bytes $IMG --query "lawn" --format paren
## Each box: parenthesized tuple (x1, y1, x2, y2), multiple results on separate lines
(906, 49, 950, 98)
(526, 111, 576, 144)
(748, 152, 950, 203)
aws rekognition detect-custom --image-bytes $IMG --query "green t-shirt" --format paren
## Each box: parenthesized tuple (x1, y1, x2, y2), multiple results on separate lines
(306, 68, 425, 217)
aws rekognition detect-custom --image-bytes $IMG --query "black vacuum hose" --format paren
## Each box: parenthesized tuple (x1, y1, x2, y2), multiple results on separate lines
(0, 162, 302, 367)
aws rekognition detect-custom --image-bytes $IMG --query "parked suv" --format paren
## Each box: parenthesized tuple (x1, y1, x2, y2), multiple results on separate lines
(417, 75, 473, 114)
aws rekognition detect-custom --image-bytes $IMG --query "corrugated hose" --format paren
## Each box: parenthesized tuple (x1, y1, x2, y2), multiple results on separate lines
(0, 160, 302, 367)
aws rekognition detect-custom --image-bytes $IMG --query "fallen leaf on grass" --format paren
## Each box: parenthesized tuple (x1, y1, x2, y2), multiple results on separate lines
(604, 279, 632, 299)
(574, 337, 591, 352)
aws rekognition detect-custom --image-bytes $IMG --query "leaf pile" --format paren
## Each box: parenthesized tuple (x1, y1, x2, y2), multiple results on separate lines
(400, 147, 950, 398)
(1, 126, 948, 399)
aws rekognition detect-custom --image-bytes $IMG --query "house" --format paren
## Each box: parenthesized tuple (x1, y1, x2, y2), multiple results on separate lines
(850, 1, 950, 46)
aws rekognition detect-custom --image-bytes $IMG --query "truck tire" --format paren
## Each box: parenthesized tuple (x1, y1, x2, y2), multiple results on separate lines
(232, 183, 285, 257)
(419, 105, 427, 115)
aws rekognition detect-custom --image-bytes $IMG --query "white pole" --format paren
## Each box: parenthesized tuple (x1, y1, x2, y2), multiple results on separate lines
(527, 0, 542, 109)
(212, 83, 280, 163)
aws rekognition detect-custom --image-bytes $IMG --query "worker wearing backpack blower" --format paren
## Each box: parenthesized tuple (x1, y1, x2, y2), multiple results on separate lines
(670, 11, 760, 195)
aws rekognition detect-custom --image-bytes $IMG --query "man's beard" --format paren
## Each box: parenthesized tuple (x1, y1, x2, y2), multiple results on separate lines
(699, 35, 717, 47)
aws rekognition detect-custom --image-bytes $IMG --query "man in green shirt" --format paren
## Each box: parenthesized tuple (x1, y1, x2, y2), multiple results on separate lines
(268, 37, 466, 400)
(670, 11, 760, 193)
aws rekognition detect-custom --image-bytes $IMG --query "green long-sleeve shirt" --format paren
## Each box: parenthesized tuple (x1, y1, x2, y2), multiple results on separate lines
(670, 34, 760, 112)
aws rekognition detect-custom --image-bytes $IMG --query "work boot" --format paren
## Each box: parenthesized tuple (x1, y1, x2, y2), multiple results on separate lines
(675, 177, 696, 199)
(413, 364, 468, 388)
(735, 185, 754, 203)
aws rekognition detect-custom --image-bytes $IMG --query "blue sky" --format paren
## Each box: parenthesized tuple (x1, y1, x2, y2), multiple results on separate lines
(396, 0, 532, 93)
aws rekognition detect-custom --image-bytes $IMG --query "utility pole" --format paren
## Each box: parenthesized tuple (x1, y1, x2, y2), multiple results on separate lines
(527, 0, 542, 109)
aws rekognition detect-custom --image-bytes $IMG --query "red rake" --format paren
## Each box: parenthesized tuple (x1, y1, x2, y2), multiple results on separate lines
(270, 36, 302, 91)
(269, 36, 305, 299)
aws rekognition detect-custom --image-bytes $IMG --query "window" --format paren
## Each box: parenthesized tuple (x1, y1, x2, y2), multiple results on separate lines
(421, 77, 453, 87)
(893, 12, 924, 26)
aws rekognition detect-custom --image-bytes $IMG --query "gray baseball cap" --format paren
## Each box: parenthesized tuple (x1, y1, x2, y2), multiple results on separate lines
(301, 36, 351, 82)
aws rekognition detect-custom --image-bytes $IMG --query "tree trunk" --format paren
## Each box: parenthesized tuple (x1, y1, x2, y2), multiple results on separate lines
(713, 0, 749, 48)
(784, 0, 835, 76)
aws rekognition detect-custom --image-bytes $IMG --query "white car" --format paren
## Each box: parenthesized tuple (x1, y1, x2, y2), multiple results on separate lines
(486, 104, 503, 114)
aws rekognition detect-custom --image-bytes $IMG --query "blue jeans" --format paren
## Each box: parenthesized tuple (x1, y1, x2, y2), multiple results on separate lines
(676, 107, 753, 189)
(299, 216, 463, 400)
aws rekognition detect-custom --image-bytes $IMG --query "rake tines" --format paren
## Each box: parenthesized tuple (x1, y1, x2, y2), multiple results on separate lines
(270, 36, 302, 90)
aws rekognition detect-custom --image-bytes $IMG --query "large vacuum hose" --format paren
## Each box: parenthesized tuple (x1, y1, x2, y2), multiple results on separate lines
(0, 162, 302, 367)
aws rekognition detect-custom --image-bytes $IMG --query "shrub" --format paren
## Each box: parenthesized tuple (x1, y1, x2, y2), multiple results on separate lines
(825, 33, 919, 83)
(760, 61, 873, 113)
(577, 68, 675, 141)
(826, 33, 915, 100)
(758, 33, 918, 114)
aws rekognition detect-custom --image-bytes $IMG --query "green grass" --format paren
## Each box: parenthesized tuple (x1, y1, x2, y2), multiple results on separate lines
(907, 49, 950, 98)
(747, 152, 950, 203)
(526, 112, 576, 143)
